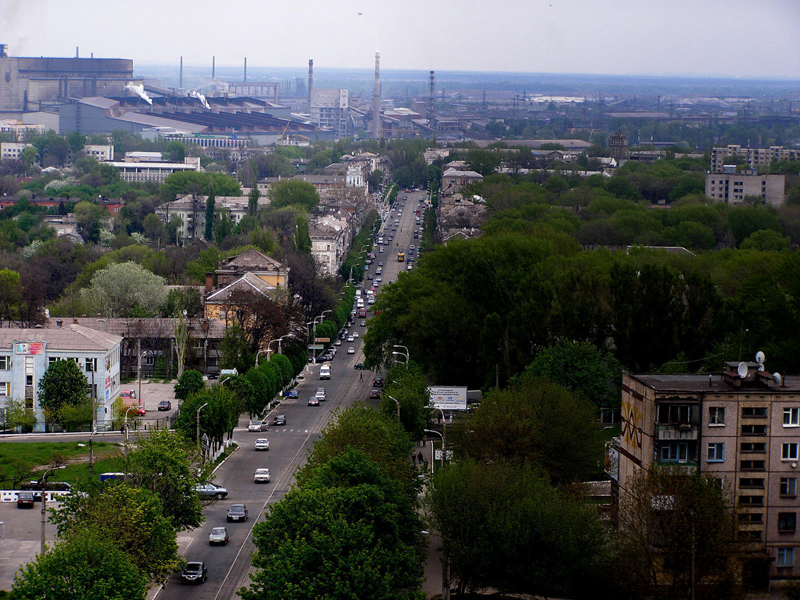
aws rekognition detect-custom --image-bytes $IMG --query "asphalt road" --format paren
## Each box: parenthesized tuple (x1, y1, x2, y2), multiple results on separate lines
(0, 191, 431, 599)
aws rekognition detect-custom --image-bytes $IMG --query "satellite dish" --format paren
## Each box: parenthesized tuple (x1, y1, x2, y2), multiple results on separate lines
(737, 362, 748, 378)
(755, 351, 765, 370)
(774, 372, 783, 386)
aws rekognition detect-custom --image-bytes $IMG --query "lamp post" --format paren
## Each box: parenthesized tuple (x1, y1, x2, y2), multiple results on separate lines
(196, 402, 209, 454)
(424, 426, 449, 600)
(386, 394, 401, 420)
(312, 310, 331, 364)
(123, 406, 136, 442)
(393, 344, 410, 368)
(39, 467, 60, 556)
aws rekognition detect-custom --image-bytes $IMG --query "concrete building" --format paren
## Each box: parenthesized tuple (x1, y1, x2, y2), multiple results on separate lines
(83, 144, 114, 161)
(0, 324, 123, 432)
(711, 145, 800, 174)
(310, 214, 351, 276)
(615, 361, 800, 583)
(608, 129, 629, 162)
(0, 142, 33, 160)
(0, 45, 136, 114)
(156, 194, 270, 241)
(105, 154, 200, 183)
(441, 168, 484, 195)
(705, 169, 785, 206)
(310, 89, 350, 138)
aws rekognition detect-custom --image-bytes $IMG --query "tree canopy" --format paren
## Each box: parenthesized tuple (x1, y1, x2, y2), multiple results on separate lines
(267, 179, 320, 212)
(38, 359, 90, 422)
(81, 261, 167, 317)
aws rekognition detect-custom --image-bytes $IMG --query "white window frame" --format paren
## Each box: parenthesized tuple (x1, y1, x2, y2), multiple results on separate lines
(707, 442, 725, 463)
(782, 443, 799, 461)
(777, 547, 795, 568)
(709, 407, 725, 426)
(0, 355, 9, 370)
(780, 477, 798, 498)
(784, 407, 800, 428)
(0, 382, 9, 396)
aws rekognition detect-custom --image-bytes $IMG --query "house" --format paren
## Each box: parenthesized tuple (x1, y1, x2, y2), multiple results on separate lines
(0, 324, 123, 432)
(441, 169, 484, 195)
(614, 359, 800, 583)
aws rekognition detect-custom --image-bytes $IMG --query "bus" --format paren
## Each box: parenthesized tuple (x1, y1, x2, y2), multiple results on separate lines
(397, 251, 405, 262)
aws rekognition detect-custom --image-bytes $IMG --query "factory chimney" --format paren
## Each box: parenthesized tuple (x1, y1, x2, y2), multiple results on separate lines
(308, 59, 314, 114)
(244, 57, 247, 83)
(75, 46, 79, 59)
(212, 56, 215, 80)
(373, 52, 381, 140)
(179, 56, 183, 89)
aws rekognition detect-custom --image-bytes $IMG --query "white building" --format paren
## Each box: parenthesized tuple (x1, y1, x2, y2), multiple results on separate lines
(310, 214, 351, 276)
(310, 89, 349, 138)
(705, 169, 785, 206)
(0, 142, 33, 160)
(84, 144, 114, 161)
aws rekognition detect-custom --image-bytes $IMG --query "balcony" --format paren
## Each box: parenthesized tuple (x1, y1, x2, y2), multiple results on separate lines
(655, 423, 699, 441)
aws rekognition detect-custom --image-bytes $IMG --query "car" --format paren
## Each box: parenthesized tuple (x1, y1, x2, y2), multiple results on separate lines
(352, 332, 359, 338)
(181, 561, 208, 584)
(208, 527, 229, 546)
(135, 407, 146, 416)
(373, 377, 385, 387)
(273, 414, 287, 426)
(254, 468, 271, 483)
(407, 264, 413, 270)
(334, 339, 342, 346)
(378, 261, 384, 267)
(285, 388, 298, 399)
(315, 388, 326, 400)
(339, 331, 347, 339)
(120, 390, 136, 400)
(347, 335, 354, 342)
(227, 504, 248, 522)
(17, 491, 35, 508)
(254, 438, 270, 451)
(347, 347, 356, 354)
(407, 249, 414, 256)
(369, 389, 381, 399)
(379, 247, 384, 253)
(157, 400, 172, 411)
(195, 482, 228, 499)
(375, 276, 382, 283)
(248, 419, 267, 432)
(410, 244, 416, 250)
(355, 362, 365, 370)
(308, 396, 320, 406)
(365, 258, 372, 265)
(367, 274, 373, 280)
(368, 297, 376, 305)
(360, 320, 366, 327)
(414, 233, 419, 239)
(364, 264, 369, 271)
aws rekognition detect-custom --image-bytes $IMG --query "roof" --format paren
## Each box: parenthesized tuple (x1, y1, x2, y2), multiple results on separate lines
(42, 317, 227, 339)
(206, 272, 277, 303)
(0, 324, 122, 352)
(628, 372, 800, 394)
(218, 248, 286, 273)
(442, 169, 484, 179)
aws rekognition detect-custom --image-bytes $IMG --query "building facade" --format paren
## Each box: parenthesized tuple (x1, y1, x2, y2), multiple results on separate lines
(705, 169, 785, 206)
(616, 362, 800, 582)
(310, 88, 350, 138)
(711, 145, 800, 174)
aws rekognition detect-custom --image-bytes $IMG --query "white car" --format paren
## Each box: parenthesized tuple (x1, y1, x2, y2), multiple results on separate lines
(254, 438, 270, 451)
(352, 332, 359, 338)
(368, 297, 375, 304)
(347, 347, 356, 354)
(347, 335, 354, 342)
(254, 468, 271, 483)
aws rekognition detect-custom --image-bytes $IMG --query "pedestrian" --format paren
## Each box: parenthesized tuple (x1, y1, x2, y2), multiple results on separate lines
(417, 451, 423, 465)
(360, 373, 363, 382)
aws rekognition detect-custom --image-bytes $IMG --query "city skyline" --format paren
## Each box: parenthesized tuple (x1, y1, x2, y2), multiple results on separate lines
(2, 0, 800, 80)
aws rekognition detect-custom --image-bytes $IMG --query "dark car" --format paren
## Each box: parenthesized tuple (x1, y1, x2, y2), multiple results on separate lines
(354, 362, 365, 370)
(369, 389, 381, 399)
(373, 377, 385, 387)
(227, 503, 248, 522)
(181, 561, 208, 584)
(273, 414, 287, 426)
(157, 400, 172, 411)
(17, 491, 35, 508)
(284, 388, 299, 398)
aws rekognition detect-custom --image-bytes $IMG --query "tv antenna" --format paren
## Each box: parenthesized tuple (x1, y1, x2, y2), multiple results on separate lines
(737, 362, 748, 379)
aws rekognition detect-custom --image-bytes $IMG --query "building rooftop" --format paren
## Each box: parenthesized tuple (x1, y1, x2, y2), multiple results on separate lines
(628, 372, 800, 393)
(0, 323, 122, 352)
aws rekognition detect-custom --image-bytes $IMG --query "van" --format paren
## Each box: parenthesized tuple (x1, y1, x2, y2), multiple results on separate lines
(320, 365, 331, 380)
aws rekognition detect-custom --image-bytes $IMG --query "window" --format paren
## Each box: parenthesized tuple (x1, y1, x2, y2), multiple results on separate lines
(708, 407, 725, 425)
(0, 355, 8, 370)
(742, 407, 768, 418)
(740, 478, 764, 489)
(739, 495, 764, 506)
(657, 404, 697, 425)
(782, 443, 799, 461)
(741, 442, 766, 453)
(739, 513, 764, 523)
(0, 382, 8, 396)
(739, 530, 763, 541)
(784, 408, 800, 427)
(777, 548, 795, 568)
(780, 478, 798, 498)
(85, 358, 97, 372)
(740, 460, 765, 471)
(741, 424, 767, 436)
(660, 443, 689, 463)
(778, 513, 797, 533)
(707, 443, 725, 462)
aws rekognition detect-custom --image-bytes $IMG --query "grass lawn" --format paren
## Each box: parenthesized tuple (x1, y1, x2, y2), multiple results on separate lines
(0, 442, 126, 487)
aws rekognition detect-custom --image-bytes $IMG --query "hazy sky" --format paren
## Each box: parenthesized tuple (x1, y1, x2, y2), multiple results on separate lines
(3, 0, 800, 79)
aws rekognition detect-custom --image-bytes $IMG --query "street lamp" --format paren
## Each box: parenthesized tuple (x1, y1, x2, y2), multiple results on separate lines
(196, 402, 209, 454)
(424, 428, 445, 473)
(39, 466, 62, 556)
(123, 406, 136, 442)
(386, 394, 401, 420)
(312, 310, 332, 364)
(393, 344, 410, 366)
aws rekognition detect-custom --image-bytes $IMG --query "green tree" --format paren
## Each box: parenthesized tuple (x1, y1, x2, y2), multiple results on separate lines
(248, 185, 260, 217)
(3, 397, 37, 433)
(162, 140, 186, 163)
(204, 182, 216, 240)
(162, 171, 241, 199)
(142, 213, 167, 245)
(424, 459, 609, 597)
(125, 429, 204, 531)
(81, 261, 167, 317)
(50, 482, 180, 582)
(740, 228, 791, 251)
(367, 169, 384, 192)
(242, 448, 425, 600)
(38, 359, 89, 423)
(379, 362, 431, 441)
(173, 369, 205, 400)
(12, 530, 147, 600)
(466, 149, 502, 176)
(175, 386, 240, 451)
(0, 267, 22, 324)
(267, 179, 320, 212)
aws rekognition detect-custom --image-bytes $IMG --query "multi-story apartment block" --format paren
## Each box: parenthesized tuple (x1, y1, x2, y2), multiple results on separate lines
(0, 142, 33, 160)
(711, 145, 800, 174)
(310, 89, 350, 138)
(615, 360, 800, 582)
(705, 168, 785, 206)
(84, 144, 114, 161)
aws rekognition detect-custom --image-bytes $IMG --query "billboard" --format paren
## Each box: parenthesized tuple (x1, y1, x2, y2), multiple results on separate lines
(428, 386, 467, 411)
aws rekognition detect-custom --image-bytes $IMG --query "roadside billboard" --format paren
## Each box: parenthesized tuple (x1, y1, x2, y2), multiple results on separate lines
(428, 386, 468, 411)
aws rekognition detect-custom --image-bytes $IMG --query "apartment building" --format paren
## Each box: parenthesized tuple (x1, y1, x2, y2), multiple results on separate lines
(615, 359, 800, 582)
(0, 142, 33, 160)
(705, 168, 785, 206)
(711, 145, 800, 174)
(310, 89, 350, 138)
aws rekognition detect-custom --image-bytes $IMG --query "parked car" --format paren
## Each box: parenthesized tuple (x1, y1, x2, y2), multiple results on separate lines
(17, 491, 35, 508)
(352, 332, 359, 338)
(135, 407, 146, 416)
(254, 468, 271, 483)
(181, 562, 208, 584)
(254, 438, 270, 451)
(249, 419, 267, 432)
(195, 482, 228, 499)
(227, 504, 248, 522)
(157, 400, 172, 411)
(273, 414, 287, 426)
(354, 362, 365, 370)
(120, 390, 136, 400)
(208, 527, 229, 546)
(373, 377, 385, 387)
(369, 389, 381, 399)
(347, 335, 354, 342)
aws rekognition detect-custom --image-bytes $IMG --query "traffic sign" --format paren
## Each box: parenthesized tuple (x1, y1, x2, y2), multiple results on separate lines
(308, 344, 324, 350)
(315, 338, 330, 343)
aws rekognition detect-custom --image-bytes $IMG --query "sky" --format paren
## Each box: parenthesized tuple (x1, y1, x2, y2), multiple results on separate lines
(3, 0, 800, 79)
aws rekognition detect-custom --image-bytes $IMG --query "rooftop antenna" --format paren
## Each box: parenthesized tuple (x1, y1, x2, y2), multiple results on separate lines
(737, 362, 748, 379)
(755, 351, 765, 371)
(774, 372, 783, 386)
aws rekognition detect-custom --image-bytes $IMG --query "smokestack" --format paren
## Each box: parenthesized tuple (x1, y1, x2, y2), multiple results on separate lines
(212, 56, 215, 80)
(76, 46, 79, 59)
(244, 57, 247, 83)
(308, 59, 313, 114)
(373, 52, 381, 140)
(180, 56, 183, 89)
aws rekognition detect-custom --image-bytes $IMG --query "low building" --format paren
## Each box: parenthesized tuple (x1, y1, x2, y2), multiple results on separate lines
(156, 194, 269, 240)
(0, 324, 123, 432)
(84, 144, 114, 161)
(616, 360, 800, 583)
(309, 213, 351, 276)
(705, 170, 785, 206)
(105, 154, 200, 183)
(441, 168, 484, 195)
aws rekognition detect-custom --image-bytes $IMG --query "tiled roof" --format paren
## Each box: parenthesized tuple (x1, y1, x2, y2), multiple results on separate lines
(219, 248, 285, 272)
(206, 272, 276, 303)
(0, 324, 122, 352)
(42, 317, 227, 339)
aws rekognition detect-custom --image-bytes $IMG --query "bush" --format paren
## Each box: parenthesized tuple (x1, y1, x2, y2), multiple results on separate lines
(174, 370, 205, 400)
